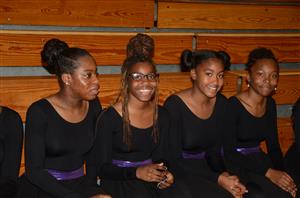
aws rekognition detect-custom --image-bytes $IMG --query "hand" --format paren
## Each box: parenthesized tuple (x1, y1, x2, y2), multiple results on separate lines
(90, 194, 112, 198)
(218, 172, 248, 198)
(136, 163, 167, 183)
(157, 171, 174, 189)
(266, 168, 297, 197)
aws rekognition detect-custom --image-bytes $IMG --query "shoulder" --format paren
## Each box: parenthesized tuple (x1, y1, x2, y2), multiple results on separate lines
(1, 106, 22, 124)
(216, 93, 228, 104)
(97, 106, 120, 122)
(89, 97, 102, 116)
(267, 96, 276, 106)
(26, 99, 49, 118)
(164, 94, 182, 107)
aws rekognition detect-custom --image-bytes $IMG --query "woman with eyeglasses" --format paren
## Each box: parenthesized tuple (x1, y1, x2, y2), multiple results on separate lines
(164, 49, 251, 198)
(95, 55, 190, 198)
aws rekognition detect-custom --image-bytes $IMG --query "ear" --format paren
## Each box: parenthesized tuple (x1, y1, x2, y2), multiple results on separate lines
(61, 73, 72, 86)
(246, 73, 251, 85)
(190, 68, 197, 81)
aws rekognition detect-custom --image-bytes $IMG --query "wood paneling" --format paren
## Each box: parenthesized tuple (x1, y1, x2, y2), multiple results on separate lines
(158, 2, 300, 29)
(196, 34, 300, 64)
(0, 31, 193, 66)
(0, 72, 240, 122)
(0, 0, 154, 28)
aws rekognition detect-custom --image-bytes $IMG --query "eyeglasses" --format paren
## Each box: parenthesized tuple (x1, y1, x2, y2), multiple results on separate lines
(128, 72, 159, 81)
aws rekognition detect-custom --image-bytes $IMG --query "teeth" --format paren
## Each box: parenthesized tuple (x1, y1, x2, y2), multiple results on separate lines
(208, 86, 217, 90)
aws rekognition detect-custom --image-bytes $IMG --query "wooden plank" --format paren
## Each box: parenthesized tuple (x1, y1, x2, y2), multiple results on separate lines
(0, 0, 154, 28)
(0, 31, 193, 66)
(228, 70, 300, 105)
(196, 35, 300, 64)
(0, 72, 240, 122)
(159, 0, 300, 4)
(158, 2, 300, 29)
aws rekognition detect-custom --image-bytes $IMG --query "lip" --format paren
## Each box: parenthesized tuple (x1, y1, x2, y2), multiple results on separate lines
(89, 86, 100, 95)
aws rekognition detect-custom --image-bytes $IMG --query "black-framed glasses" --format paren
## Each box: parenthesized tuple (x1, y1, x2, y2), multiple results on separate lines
(128, 72, 159, 81)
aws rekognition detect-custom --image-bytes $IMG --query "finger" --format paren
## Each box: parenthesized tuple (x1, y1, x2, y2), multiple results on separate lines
(283, 172, 294, 182)
(235, 183, 247, 193)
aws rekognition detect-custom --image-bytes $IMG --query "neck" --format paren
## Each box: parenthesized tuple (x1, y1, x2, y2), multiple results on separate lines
(127, 95, 154, 112)
(56, 89, 85, 109)
(191, 86, 215, 105)
(247, 88, 266, 105)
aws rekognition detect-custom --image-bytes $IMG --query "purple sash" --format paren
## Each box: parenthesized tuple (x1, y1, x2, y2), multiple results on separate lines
(236, 146, 260, 155)
(47, 166, 84, 181)
(112, 159, 152, 167)
(182, 151, 206, 159)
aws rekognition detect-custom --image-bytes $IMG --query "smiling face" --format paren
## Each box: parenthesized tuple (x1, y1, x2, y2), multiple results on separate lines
(127, 61, 158, 103)
(191, 57, 224, 99)
(67, 55, 100, 100)
(248, 58, 279, 97)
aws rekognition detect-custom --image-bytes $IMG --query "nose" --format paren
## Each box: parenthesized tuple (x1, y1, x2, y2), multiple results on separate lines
(92, 73, 99, 85)
(263, 76, 270, 83)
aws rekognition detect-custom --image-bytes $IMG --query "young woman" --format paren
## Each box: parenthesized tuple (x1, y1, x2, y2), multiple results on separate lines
(17, 39, 110, 198)
(95, 55, 189, 198)
(0, 106, 23, 198)
(164, 49, 248, 198)
(223, 47, 297, 198)
(285, 97, 300, 198)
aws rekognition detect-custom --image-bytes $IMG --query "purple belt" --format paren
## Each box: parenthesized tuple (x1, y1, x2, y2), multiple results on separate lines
(182, 151, 206, 159)
(236, 146, 261, 155)
(112, 159, 152, 167)
(47, 166, 84, 181)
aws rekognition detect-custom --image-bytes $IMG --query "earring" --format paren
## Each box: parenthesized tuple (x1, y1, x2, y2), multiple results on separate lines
(247, 83, 250, 88)
(274, 87, 277, 91)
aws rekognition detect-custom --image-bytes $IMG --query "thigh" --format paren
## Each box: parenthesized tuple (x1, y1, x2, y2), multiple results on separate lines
(101, 179, 157, 198)
(247, 173, 292, 198)
(181, 175, 233, 198)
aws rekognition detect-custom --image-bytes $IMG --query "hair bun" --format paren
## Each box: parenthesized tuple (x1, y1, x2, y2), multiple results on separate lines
(41, 39, 69, 74)
(217, 51, 231, 70)
(180, 49, 193, 72)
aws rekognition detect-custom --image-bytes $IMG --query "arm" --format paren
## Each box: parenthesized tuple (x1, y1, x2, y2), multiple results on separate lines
(265, 98, 284, 170)
(95, 109, 137, 180)
(25, 103, 84, 198)
(293, 98, 300, 153)
(85, 99, 103, 185)
(1, 109, 23, 181)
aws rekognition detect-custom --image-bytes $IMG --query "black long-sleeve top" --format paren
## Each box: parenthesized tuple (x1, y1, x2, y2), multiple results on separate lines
(95, 106, 170, 180)
(0, 107, 23, 190)
(293, 98, 300, 153)
(223, 96, 284, 177)
(164, 94, 227, 183)
(25, 99, 101, 198)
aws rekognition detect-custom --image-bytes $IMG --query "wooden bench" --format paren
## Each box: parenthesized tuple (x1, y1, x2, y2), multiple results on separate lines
(0, 0, 154, 28)
(0, 31, 194, 66)
(157, 1, 300, 29)
(2, 32, 300, 67)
